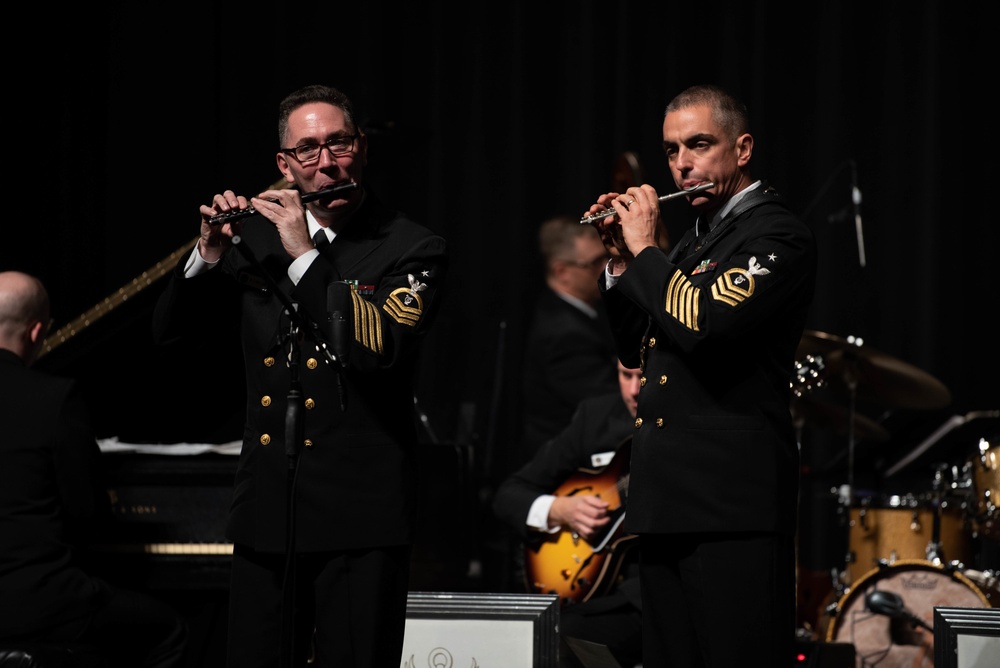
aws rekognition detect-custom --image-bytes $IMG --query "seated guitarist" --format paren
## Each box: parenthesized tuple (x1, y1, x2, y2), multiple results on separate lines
(493, 360, 642, 668)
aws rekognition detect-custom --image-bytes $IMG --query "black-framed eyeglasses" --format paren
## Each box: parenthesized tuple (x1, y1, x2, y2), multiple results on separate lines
(281, 134, 359, 163)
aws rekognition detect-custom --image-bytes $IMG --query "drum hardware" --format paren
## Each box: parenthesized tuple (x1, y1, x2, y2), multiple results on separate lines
(795, 331, 951, 586)
(967, 436, 999, 540)
(796, 331, 952, 411)
(925, 464, 948, 566)
(962, 568, 999, 602)
(884, 409, 998, 478)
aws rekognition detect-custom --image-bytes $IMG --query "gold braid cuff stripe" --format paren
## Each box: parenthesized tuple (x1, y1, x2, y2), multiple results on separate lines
(352, 291, 384, 355)
(665, 270, 700, 331)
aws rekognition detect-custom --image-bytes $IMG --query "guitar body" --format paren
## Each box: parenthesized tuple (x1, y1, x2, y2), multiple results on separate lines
(523, 437, 636, 606)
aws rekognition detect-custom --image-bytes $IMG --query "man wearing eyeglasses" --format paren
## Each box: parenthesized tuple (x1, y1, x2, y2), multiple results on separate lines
(152, 84, 448, 668)
(517, 216, 619, 472)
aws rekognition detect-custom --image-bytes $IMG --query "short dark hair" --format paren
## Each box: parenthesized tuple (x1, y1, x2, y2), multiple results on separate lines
(665, 84, 749, 141)
(277, 84, 358, 146)
(538, 215, 600, 266)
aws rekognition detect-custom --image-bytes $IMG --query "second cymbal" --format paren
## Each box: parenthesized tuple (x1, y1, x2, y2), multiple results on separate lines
(797, 330, 951, 410)
(791, 396, 890, 442)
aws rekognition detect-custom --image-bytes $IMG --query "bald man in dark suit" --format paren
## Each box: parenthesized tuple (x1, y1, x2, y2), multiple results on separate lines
(0, 271, 187, 668)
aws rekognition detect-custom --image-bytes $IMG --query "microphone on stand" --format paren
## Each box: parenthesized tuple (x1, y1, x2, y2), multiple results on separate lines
(865, 590, 933, 632)
(821, 159, 866, 268)
(327, 282, 351, 369)
(850, 160, 866, 268)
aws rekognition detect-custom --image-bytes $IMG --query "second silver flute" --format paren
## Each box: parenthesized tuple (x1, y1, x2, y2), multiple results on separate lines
(579, 182, 715, 225)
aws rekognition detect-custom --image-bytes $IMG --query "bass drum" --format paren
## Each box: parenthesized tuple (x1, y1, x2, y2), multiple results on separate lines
(826, 560, 991, 667)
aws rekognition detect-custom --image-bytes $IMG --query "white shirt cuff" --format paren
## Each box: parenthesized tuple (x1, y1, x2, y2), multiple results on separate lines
(527, 495, 560, 534)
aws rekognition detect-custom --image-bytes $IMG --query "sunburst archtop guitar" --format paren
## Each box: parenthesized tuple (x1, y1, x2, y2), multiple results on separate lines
(522, 436, 636, 606)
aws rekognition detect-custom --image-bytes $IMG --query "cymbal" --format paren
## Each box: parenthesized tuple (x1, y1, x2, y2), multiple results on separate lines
(797, 330, 951, 410)
(791, 396, 890, 442)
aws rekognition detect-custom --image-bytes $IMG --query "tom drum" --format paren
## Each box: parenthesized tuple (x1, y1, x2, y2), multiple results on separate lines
(846, 494, 972, 585)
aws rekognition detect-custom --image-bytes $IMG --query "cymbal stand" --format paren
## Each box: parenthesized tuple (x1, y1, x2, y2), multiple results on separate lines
(835, 353, 861, 585)
(926, 464, 947, 566)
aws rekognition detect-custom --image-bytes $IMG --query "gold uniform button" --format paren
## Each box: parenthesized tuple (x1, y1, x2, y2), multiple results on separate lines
(659, 375, 668, 385)
(648, 337, 656, 347)
(304, 398, 315, 410)
(264, 356, 275, 367)
(656, 418, 664, 428)
(634, 417, 643, 428)
(259, 434, 271, 446)
(304, 439, 314, 449)
(640, 376, 647, 387)
(261, 396, 271, 407)
(306, 358, 319, 370)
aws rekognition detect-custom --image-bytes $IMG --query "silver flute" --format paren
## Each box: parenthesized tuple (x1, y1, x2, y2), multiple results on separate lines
(579, 182, 714, 225)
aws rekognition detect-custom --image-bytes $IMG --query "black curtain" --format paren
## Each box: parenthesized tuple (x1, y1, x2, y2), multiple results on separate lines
(7, 1, 996, 575)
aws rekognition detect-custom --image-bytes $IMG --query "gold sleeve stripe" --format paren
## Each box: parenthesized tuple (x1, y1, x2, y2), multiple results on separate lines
(352, 291, 383, 354)
(710, 268, 755, 306)
(383, 288, 424, 327)
(665, 270, 700, 331)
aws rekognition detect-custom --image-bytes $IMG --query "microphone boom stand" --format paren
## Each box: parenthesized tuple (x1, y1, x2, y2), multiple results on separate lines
(230, 234, 343, 668)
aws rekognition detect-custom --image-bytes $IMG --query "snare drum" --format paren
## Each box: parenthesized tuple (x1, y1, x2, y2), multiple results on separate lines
(826, 560, 991, 667)
(967, 438, 998, 540)
(846, 494, 971, 585)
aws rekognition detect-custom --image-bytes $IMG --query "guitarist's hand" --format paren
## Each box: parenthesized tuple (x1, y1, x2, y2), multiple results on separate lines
(549, 495, 611, 542)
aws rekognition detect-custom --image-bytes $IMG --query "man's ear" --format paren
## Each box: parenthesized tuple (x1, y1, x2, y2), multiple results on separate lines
(736, 133, 753, 167)
(276, 153, 296, 187)
(28, 319, 46, 345)
(21, 319, 47, 366)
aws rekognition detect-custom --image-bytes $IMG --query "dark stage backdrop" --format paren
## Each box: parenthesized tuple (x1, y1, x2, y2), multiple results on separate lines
(5, 2, 997, 576)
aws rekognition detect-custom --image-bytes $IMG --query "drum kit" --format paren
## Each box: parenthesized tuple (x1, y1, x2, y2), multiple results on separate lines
(790, 330, 999, 667)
